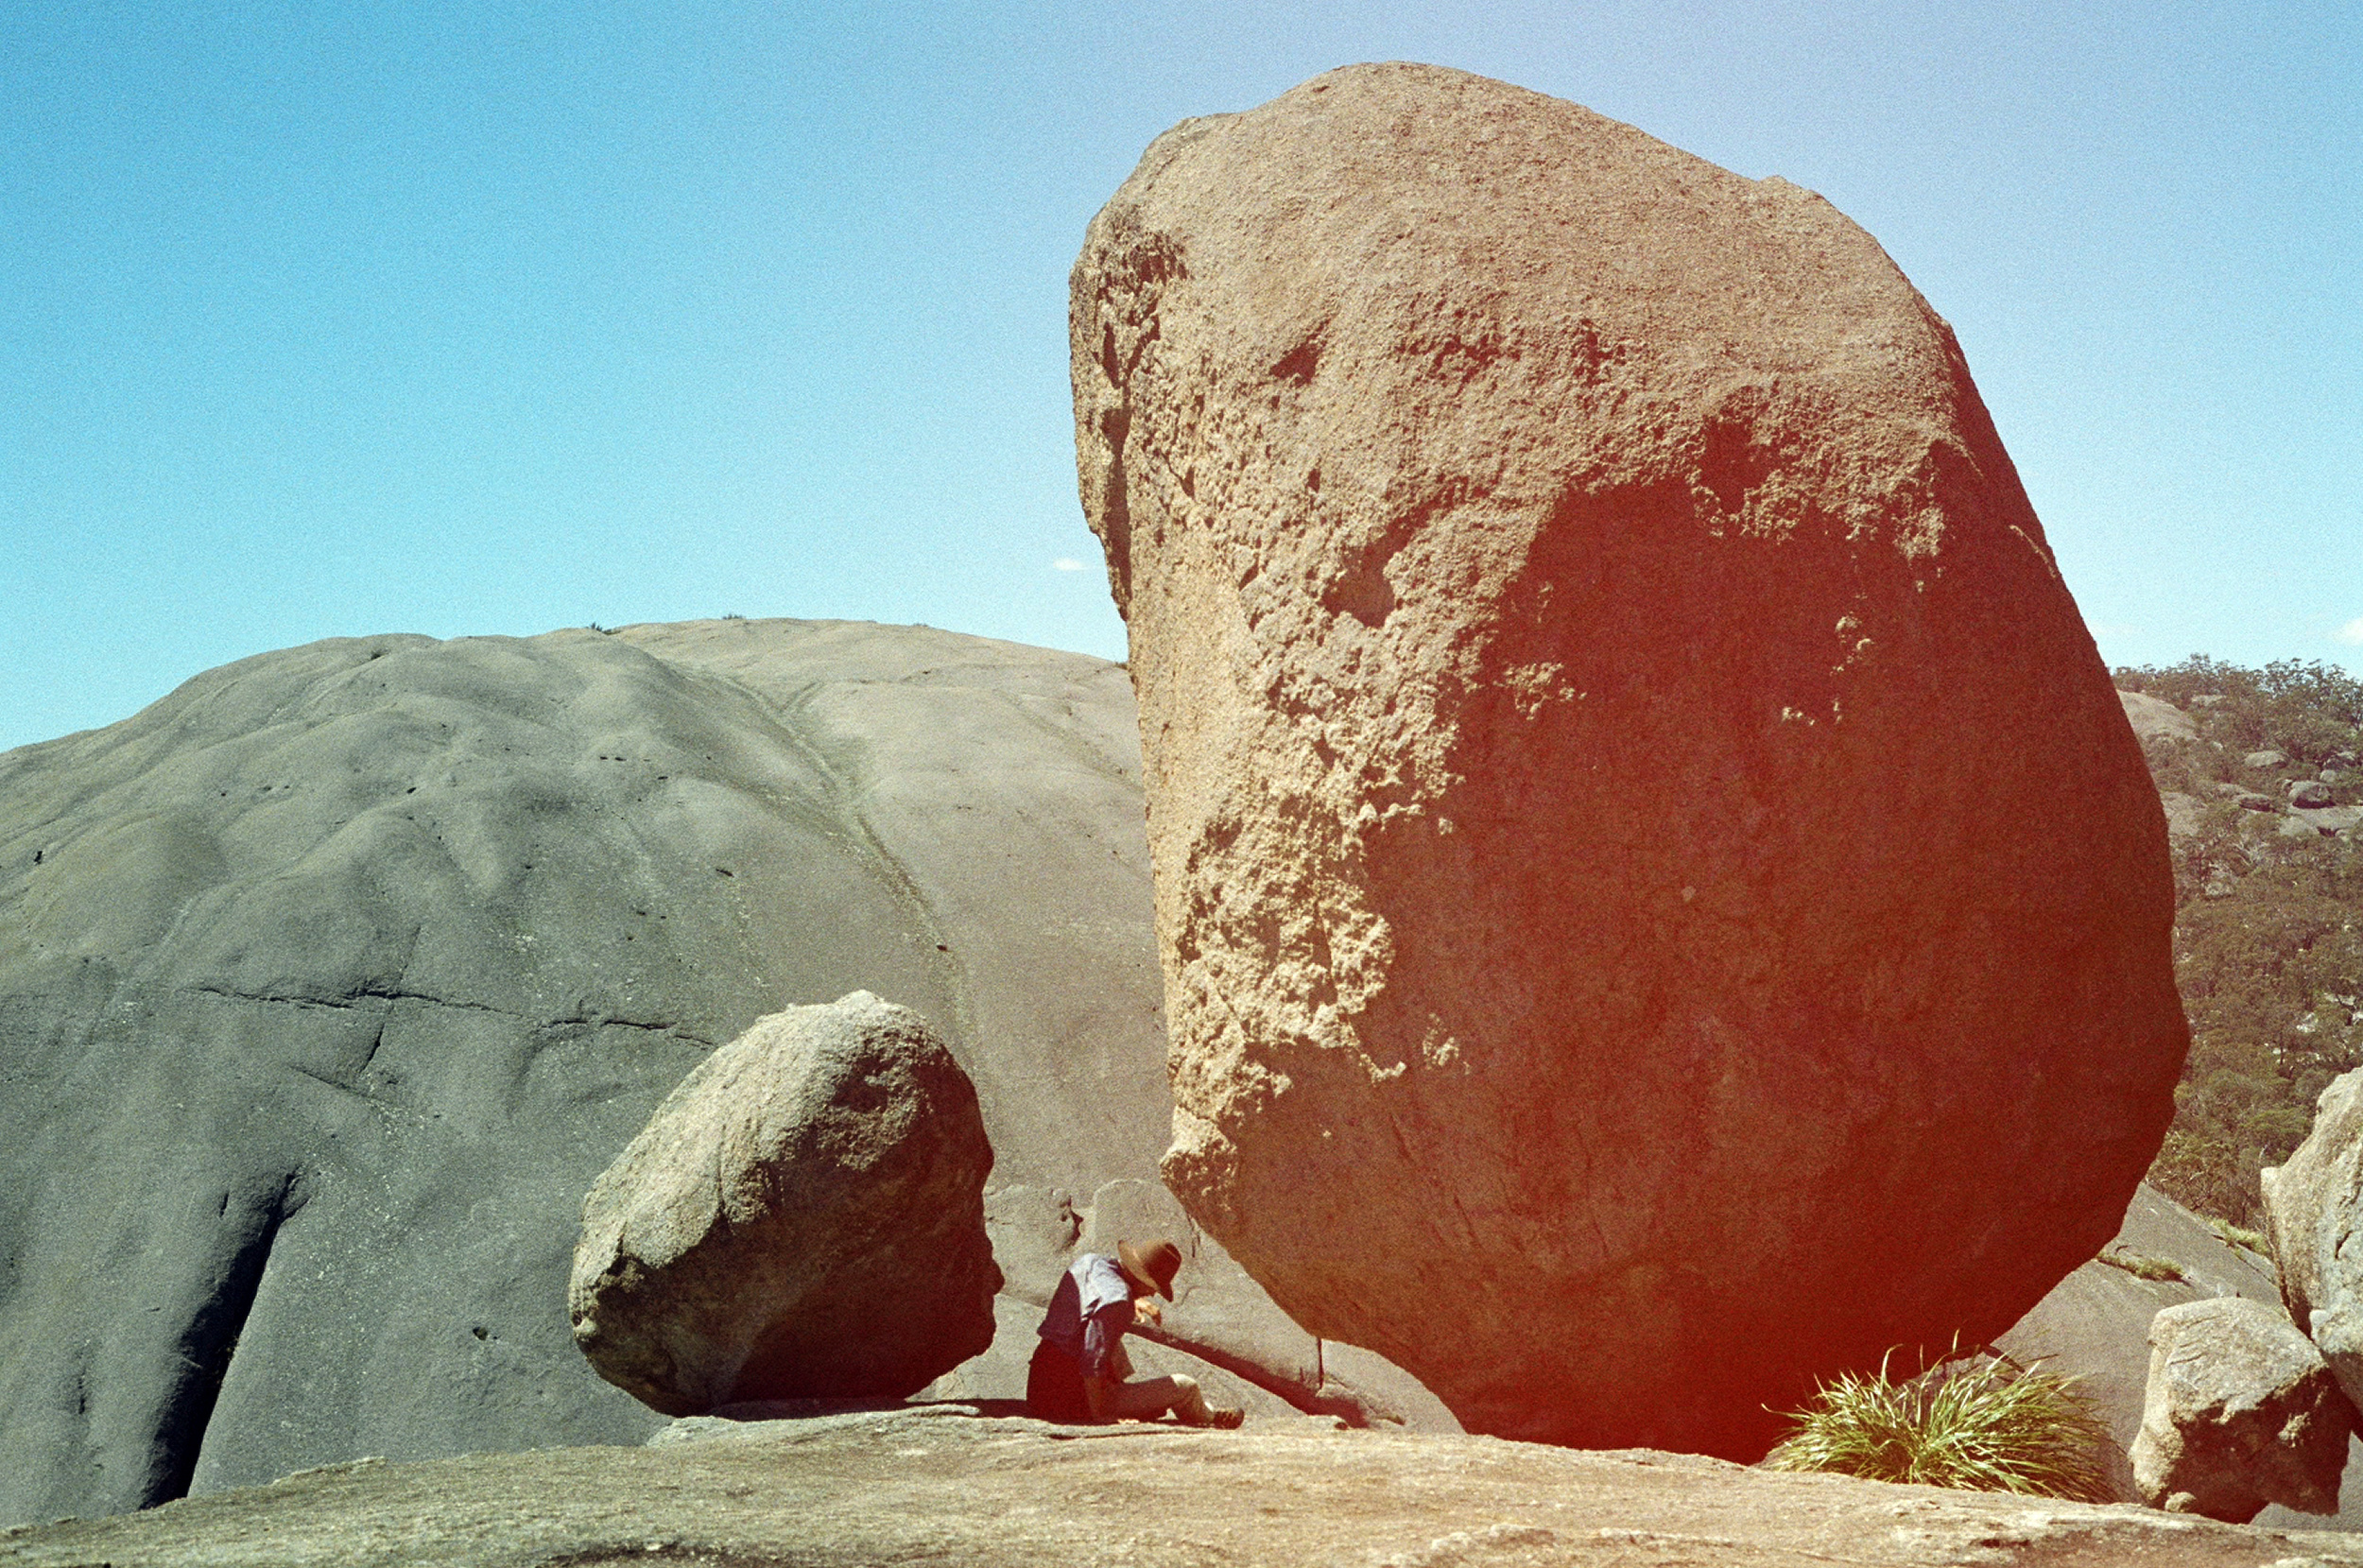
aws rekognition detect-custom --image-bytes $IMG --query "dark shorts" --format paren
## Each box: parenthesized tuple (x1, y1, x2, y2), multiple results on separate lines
(1026, 1339, 1095, 1423)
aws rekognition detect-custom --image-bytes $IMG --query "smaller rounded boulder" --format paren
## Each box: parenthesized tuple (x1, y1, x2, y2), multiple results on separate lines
(2131, 1296, 2353, 1523)
(569, 991, 1000, 1415)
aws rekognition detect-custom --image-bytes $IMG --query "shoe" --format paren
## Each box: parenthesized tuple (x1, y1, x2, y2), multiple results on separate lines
(1208, 1406, 1245, 1430)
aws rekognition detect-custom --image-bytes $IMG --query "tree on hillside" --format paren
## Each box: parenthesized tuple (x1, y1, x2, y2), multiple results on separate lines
(2116, 657, 2363, 761)
(2114, 657, 2363, 1228)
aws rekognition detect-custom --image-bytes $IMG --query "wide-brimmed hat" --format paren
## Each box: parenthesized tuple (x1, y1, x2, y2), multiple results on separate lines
(1116, 1238, 1182, 1301)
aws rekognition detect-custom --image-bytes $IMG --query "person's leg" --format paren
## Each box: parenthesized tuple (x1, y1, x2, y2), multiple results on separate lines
(1102, 1373, 1214, 1424)
(1026, 1341, 1093, 1423)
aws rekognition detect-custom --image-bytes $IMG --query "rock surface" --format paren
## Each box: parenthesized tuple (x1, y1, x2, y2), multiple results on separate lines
(2294, 805, 2363, 837)
(570, 992, 1000, 1413)
(9, 1408, 2363, 1568)
(0, 618, 1434, 1529)
(2265, 1069, 2363, 1412)
(2158, 790, 2210, 841)
(1072, 60, 2186, 1456)
(2132, 1297, 2354, 1522)
(2122, 690, 2201, 747)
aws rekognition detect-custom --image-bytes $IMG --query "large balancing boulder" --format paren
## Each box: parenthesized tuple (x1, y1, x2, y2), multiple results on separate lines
(1071, 62, 2187, 1456)
(571, 992, 999, 1414)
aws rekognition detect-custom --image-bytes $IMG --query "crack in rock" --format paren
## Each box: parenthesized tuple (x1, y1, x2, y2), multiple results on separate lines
(181, 983, 713, 1045)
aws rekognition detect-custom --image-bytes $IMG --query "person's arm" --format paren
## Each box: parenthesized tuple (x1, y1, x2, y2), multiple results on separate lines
(1079, 1301, 1128, 1418)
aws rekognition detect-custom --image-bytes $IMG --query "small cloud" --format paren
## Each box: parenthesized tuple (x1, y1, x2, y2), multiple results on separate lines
(2337, 617, 2363, 646)
(1052, 558, 1088, 572)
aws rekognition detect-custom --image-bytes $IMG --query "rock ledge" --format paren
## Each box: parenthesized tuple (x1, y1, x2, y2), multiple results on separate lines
(5, 1411, 2360, 1567)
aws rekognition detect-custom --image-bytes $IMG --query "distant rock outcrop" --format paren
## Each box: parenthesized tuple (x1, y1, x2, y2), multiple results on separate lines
(2132, 1297, 2353, 1522)
(2156, 790, 2209, 842)
(570, 992, 999, 1413)
(2296, 805, 2363, 836)
(1072, 60, 2187, 1456)
(2121, 690, 2200, 747)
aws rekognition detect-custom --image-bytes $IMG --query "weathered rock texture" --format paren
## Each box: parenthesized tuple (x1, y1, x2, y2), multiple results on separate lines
(0, 618, 1437, 1530)
(571, 992, 999, 1413)
(2265, 1068, 2363, 1411)
(1073, 61, 2187, 1456)
(12, 1409, 2363, 1568)
(2120, 689, 2200, 748)
(2132, 1297, 2354, 1522)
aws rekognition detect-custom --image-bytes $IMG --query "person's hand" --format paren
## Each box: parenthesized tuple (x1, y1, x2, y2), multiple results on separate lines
(1133, 1296, 1163, 1328)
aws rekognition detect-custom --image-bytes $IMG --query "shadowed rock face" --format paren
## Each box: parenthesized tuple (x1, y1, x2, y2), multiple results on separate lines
(0, 619, 1180, 1525)
(1073, 61, 2188, 1456)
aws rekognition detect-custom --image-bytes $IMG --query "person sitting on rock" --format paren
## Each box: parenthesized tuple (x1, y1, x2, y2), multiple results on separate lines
(1027, 1237, 1244, 1428)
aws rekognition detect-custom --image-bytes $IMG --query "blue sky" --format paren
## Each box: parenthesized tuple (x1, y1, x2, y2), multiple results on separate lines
(3, 1, 2356, 752)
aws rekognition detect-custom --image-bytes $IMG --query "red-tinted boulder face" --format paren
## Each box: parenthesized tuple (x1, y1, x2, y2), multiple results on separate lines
(1072, 61, 2187, 1457)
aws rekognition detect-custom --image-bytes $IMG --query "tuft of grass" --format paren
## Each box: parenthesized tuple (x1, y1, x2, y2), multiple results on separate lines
(2098, 1245, 2187, 1283)
(1763, 1351, 2114, 1503)
(2206, 1216, 2270, 1255)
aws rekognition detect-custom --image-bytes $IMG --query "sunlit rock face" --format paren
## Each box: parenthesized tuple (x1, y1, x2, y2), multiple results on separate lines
(1073, 60, 2188, 1457)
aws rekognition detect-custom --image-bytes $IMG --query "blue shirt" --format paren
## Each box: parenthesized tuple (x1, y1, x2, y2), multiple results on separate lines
(1035, 1254, 1134, 1381)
